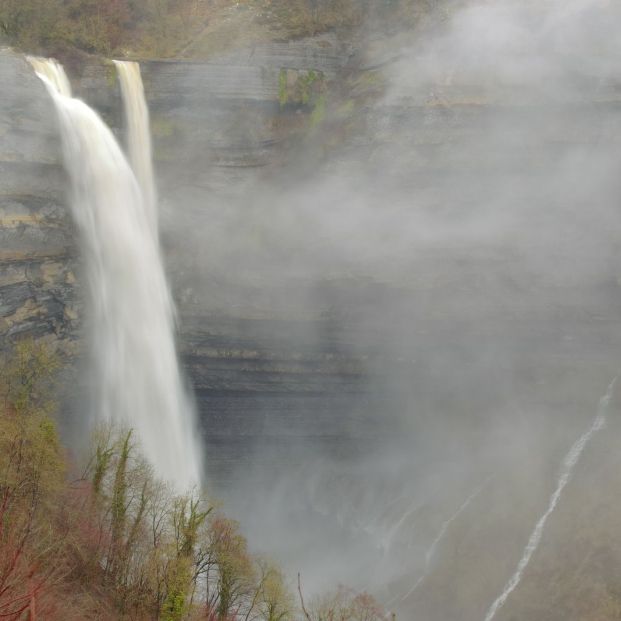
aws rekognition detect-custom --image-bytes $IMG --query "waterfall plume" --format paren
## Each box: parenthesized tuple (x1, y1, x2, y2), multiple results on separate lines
(29, 57, 203, 493)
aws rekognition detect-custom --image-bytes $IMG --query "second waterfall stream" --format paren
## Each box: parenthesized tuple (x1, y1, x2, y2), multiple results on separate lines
(28, 57, 202, 492)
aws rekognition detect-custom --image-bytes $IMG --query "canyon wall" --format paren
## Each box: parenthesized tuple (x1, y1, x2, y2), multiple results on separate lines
(0, 51, 77, 351)
(3, 34, 621, 492)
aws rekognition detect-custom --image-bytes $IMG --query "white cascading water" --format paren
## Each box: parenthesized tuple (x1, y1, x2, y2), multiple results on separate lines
(483, 378, 617, 621)
(27, 56, 72, 97)
(113, 60, 157, 235)
(28, 57, 202, 492)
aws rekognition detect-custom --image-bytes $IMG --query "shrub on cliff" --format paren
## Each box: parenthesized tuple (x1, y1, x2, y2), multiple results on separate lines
(0, 341, 390, 620)
(0, 340, 67, 619)
(0, 341, 298, 620)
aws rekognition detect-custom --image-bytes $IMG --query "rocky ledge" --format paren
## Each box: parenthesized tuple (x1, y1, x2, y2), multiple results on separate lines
(0, 50, 78, 351)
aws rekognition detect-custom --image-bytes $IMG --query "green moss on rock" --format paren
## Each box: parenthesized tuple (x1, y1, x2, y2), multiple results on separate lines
(278, 68, 325, 109)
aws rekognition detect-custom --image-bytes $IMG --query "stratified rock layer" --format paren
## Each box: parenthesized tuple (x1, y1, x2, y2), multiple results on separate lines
(0, 51, 77, 349)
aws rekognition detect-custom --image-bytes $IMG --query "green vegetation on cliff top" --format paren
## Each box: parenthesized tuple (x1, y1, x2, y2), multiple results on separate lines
(0, 0, 441, 61)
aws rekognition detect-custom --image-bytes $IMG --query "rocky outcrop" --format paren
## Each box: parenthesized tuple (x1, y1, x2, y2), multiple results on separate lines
(74, 34, 351, 170)
(0, 50, 78, 350)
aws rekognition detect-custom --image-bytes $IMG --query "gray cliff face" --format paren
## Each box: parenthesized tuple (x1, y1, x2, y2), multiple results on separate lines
(0, 51, 78, 350)
(75, 33, 350, 170)
(3, 36, 621, 494)
(0, 34, 351, 356)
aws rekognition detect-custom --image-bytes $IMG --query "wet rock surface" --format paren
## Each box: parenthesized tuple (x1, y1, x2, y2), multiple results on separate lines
(0, 50, 78, 350)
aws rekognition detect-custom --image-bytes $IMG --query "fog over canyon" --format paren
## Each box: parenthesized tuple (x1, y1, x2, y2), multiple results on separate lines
(3, 2, 621, 619)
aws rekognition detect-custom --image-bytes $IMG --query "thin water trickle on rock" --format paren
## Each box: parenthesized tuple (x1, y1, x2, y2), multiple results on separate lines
(396, 478, 490, 605)
(483, 378, 617, 621)
(29, 57, 202, 492)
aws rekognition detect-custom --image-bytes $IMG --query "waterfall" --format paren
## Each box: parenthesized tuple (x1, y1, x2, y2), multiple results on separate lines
(28, 57, 202, 493)
(27, 56, 72, 97)
(483, 378, 617, 621)
(113, 61, 157, 235)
